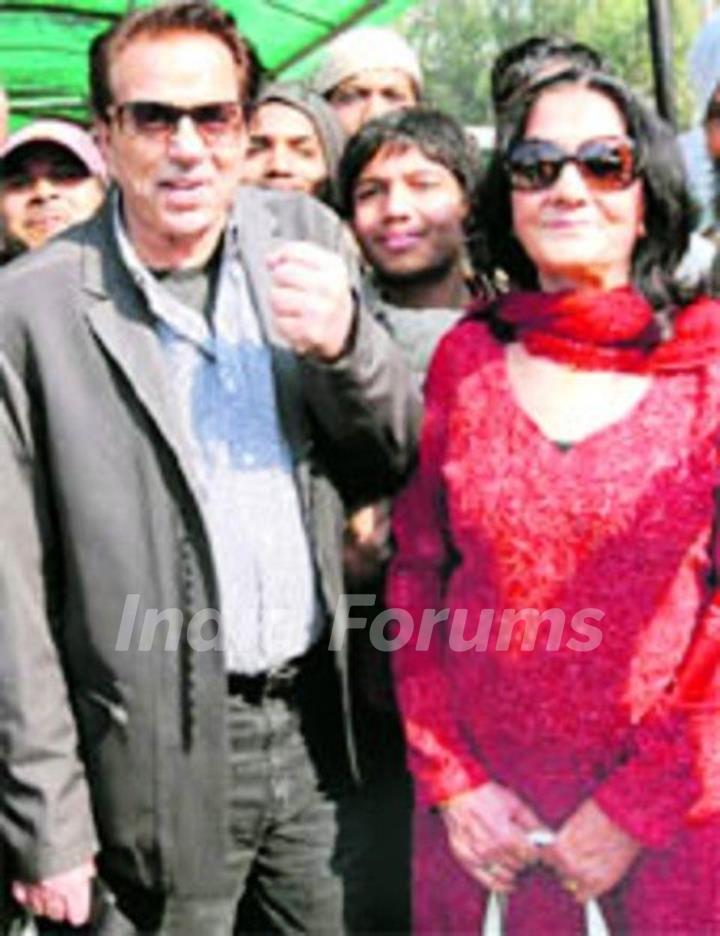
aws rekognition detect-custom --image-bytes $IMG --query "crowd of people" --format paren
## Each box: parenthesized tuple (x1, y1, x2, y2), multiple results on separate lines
(0, 2, 719, 934)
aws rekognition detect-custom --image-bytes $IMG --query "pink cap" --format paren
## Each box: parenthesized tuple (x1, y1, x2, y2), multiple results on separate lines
(1, 119, 107, 181)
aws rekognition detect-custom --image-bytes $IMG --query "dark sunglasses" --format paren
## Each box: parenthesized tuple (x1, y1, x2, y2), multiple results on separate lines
(505, 136, 640, 192)
(109, 100, 243, 143)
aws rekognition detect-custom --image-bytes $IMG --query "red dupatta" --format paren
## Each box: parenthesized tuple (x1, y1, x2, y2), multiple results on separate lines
(469, 285, 720, 373)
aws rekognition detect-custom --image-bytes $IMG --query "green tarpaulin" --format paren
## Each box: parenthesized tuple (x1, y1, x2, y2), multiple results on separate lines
(0, 0, 417, 129)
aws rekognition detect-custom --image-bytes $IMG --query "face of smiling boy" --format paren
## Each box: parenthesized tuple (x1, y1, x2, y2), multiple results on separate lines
(351, 141, 468, 285)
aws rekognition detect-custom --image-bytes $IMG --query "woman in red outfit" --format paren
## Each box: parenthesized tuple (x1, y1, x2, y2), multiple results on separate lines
(387, 65, 720, 934)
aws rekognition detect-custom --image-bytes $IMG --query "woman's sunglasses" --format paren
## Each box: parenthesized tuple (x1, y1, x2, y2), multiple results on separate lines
(505, 136, 640, 193)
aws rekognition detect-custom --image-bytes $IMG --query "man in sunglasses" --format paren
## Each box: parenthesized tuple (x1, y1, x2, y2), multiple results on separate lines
(0, 2, 419, 933)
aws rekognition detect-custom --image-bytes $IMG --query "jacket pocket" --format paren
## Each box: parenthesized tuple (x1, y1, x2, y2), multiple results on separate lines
(73, 686, 160, 889)
(73, 687, 129, 751)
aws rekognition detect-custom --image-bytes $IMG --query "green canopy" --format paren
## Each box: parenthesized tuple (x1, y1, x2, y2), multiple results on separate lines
(0, 0, 417, 130)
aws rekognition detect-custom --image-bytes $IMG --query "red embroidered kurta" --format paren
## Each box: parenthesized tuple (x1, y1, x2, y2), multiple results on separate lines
(388, 319, 720, 933)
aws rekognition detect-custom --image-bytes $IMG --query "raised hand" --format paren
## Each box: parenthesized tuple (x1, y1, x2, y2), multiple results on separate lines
(268, 241, 355, 361)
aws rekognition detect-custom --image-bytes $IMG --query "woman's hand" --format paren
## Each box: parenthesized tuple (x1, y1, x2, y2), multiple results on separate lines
(438, 781, 544, 892)
(543, 798, 642, 902)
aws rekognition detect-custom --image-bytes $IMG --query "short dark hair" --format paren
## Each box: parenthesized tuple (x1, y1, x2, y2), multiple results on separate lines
(89, 1, 263, 120)
(475, 68, 697, 316)
(337, 106, 481, 219)
(491, 36, 607, 117)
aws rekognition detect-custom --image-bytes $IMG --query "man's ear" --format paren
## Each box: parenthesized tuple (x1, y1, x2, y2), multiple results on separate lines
(234, 121, 249, 183)
(238, 117, 249, 156)
(93, 117, 115, 180)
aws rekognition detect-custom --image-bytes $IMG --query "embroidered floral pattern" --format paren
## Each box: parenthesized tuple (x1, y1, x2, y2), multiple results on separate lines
(389, 317, 720, 933)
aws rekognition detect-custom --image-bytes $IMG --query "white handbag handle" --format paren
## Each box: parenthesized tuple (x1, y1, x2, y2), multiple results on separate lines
(480, 830, 610, 936)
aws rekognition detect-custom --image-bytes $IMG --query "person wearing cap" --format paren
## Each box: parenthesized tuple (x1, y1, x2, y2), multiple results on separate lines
(0, 118, 106, 260)
(313, 26, 422, 138)
(244, 82, 344, 204)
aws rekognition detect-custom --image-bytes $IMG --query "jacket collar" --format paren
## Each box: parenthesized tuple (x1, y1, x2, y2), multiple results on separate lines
(79, 188, 309, 497)
(80, 194, 207, 509)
